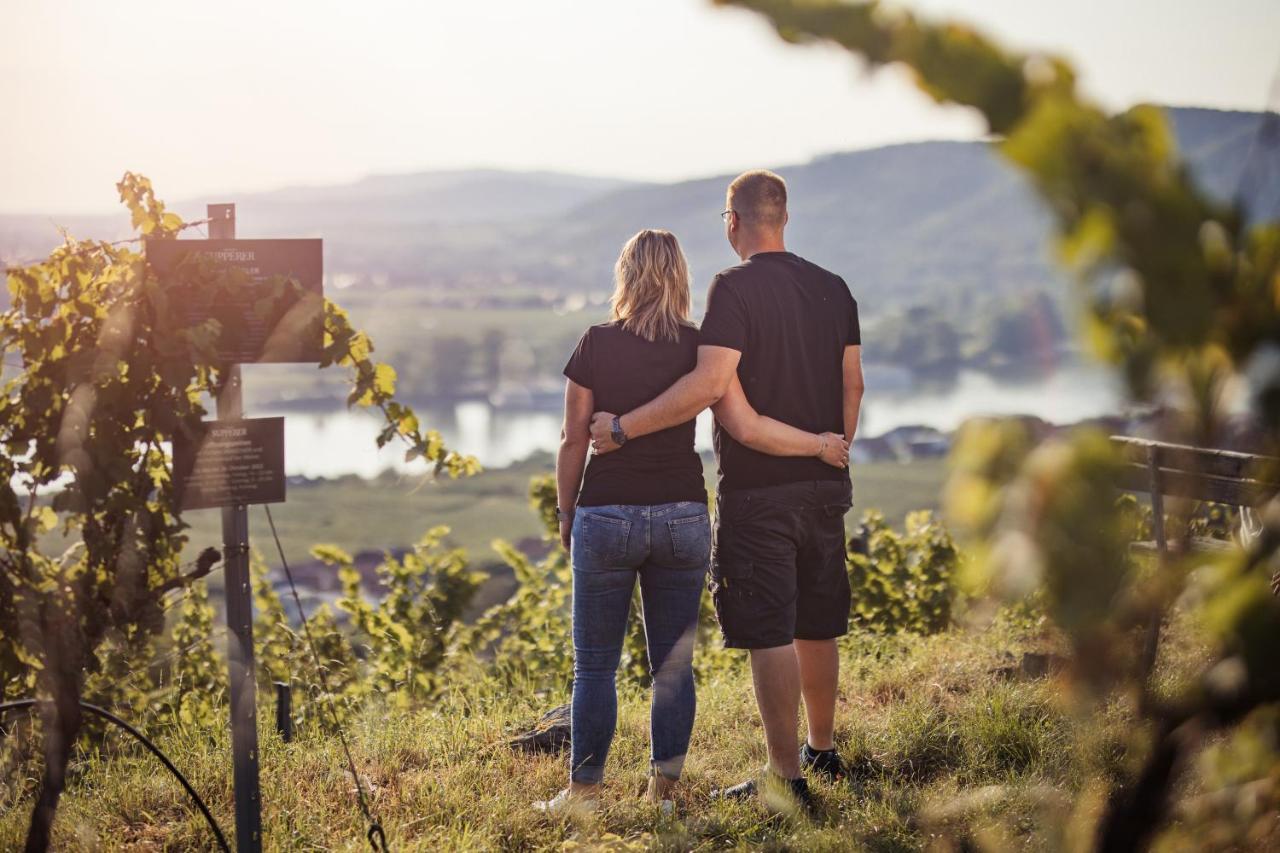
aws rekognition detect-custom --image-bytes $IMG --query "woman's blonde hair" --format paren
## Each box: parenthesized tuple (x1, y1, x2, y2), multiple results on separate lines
(610, 229, 692, 343)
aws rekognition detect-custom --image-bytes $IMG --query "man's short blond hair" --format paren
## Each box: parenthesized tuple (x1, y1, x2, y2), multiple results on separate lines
(727, 169, 787, 229)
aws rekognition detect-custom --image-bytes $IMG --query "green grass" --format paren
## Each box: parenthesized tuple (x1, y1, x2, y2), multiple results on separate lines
(182, 458, 552, 571)
(849, 459, 947, 526)
(0, 626, 1099, 851)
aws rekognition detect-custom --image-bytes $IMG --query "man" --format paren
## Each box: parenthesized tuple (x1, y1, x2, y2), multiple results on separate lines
(588, 170, 864, 811)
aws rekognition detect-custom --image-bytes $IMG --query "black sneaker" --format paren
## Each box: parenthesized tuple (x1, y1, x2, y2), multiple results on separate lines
(711, 777, 759, 802)
(711, 770, 816, 817)
(800, 743, 846, 784)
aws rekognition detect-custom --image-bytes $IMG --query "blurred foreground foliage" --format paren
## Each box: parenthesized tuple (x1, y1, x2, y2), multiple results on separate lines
(720, 0, 1280, 849)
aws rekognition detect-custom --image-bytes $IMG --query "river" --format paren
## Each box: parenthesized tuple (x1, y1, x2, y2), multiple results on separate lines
(266, 362, 1126, 479)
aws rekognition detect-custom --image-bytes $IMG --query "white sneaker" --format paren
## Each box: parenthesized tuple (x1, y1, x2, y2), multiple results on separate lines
(533, 788, 597, 815)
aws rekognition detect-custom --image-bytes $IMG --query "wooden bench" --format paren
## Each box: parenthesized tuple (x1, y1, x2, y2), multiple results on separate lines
(1111, 435, 1280, 558)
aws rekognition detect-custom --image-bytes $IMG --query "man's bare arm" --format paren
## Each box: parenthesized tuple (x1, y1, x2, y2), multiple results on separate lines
(843, 345, 865, 444)
(589, 345, 740, 451)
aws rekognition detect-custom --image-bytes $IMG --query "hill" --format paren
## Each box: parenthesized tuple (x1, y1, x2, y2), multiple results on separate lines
(541, 107, 1274, 310)
(0, 170, 636, 281)
(3, 107, 1269, 311)
(2, 107, 1271, 397)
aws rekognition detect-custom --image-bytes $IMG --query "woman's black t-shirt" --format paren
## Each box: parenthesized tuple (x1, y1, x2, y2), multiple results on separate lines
(563, 321, 706, 508)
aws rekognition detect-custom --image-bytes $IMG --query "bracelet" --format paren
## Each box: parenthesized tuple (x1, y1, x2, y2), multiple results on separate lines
(815, 435, 827, 458)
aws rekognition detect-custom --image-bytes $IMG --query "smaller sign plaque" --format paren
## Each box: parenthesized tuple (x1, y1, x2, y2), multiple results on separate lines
(173, 417, 286, 511)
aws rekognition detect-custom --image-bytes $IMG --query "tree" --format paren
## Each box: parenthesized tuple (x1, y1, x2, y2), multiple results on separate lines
(479, 327, 506, 388)
(430, 335, 474, 397)
(976, 290, 1066, 371)
(719, 1, 1280, 848)
(0, 174, 478, 850)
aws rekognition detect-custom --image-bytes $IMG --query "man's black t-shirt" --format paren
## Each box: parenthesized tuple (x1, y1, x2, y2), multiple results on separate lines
(563, 321, 707, 507)
(699, 251, 860, 492)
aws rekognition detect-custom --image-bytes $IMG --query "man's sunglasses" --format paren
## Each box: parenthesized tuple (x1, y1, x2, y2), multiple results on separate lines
(720, 209, 736, 222)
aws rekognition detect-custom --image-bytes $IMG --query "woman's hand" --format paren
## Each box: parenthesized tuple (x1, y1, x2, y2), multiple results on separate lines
(816, 432, 850, 469)
(560, 511, 574, 552)
(589, 412, 620, 455)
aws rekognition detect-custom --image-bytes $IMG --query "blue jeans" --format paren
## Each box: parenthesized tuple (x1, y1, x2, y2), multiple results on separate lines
(570, 501, 710, 785)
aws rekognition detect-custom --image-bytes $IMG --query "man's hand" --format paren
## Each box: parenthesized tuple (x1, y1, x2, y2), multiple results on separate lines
(816, 432, 850, 469)
(590, 412, 621, 455)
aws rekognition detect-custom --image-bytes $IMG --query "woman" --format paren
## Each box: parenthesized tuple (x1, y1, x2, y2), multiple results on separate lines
(535, 229, 847, 813)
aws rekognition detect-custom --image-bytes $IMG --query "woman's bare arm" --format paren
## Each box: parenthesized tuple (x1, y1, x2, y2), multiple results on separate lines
(556, 379, 594, 549)
(711, 374, 848, 467)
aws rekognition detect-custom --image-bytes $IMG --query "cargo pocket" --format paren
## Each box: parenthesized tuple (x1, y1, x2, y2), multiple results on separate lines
(710, 520, 755, 588)
(709, 552, 756, 645)
(580, 512, 631, 563)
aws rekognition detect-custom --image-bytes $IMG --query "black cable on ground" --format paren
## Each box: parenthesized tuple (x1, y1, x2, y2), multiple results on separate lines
(0, 699, 231, 853)
(263, 504, 389, 852)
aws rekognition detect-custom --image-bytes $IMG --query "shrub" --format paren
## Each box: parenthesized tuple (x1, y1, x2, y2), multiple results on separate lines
(848, 510, 961, 634)
(330, 529, 486, 703)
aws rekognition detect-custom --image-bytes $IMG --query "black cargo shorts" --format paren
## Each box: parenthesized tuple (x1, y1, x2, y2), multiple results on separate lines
(709, 479, 853, 649)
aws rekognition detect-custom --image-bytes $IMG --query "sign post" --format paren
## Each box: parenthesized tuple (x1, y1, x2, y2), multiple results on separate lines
(149, 204, 323, 852)
(210, 203, 263, 853)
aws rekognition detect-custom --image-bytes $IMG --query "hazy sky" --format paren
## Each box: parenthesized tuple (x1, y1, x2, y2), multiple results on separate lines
(3, 0, 1278, 213)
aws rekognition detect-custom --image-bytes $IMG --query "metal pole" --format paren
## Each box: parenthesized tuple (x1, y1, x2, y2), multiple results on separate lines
(210, 203, 263, 852)
(1147, 445, 1168, 558)
(274, 682, 293, 744)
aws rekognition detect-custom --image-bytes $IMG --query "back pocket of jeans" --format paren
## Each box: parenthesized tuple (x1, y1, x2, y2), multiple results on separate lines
(667, 513, 710, 568)
(581, 512, 631, 563)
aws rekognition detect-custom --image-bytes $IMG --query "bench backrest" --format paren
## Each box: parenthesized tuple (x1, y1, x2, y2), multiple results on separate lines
(1111, 436, 1280, 508)
(1112, 435, 1279, 555)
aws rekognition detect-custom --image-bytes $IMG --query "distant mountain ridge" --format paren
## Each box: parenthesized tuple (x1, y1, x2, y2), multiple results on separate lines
(2, 106, 1273, 319)
(537, 107, 1275, 309)
(216, 169, 640, 227)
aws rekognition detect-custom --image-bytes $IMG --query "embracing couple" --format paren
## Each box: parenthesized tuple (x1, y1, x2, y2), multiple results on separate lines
(538, 170, 864, 815)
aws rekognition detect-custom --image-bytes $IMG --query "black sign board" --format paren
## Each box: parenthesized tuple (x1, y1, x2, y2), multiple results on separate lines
(173, 417, 286, 510)
(147, 238, 323, 364)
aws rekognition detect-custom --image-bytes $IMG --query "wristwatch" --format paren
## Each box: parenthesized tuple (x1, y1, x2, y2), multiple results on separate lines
(610, 415, 629, 447)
